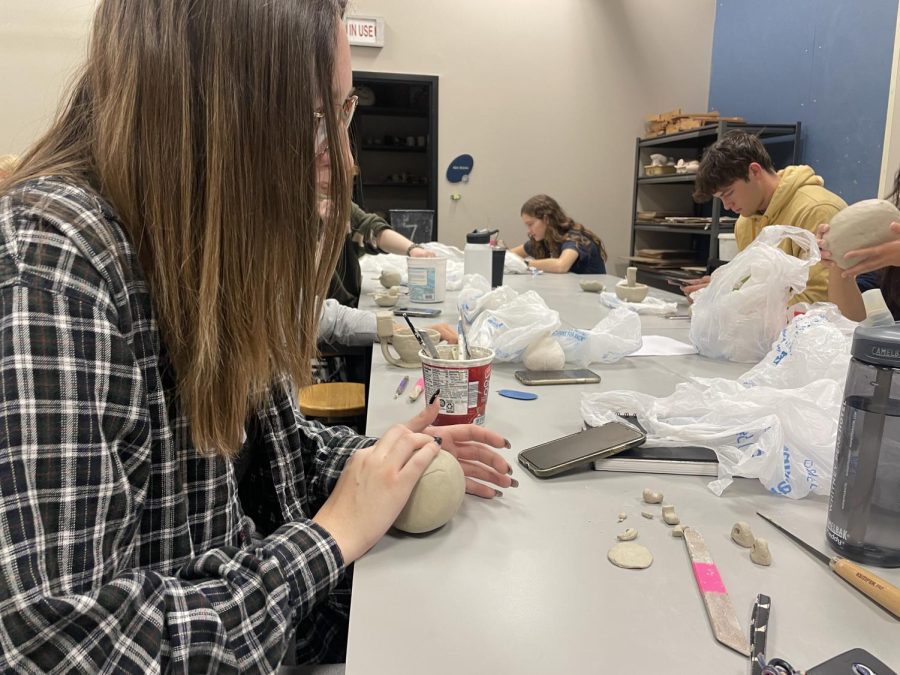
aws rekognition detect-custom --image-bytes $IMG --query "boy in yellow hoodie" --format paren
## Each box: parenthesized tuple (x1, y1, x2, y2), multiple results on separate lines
(687, 130, 846, 305)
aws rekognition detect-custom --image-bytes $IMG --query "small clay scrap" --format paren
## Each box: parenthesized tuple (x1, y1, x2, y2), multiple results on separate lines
(642, 489, 663, 504)
(617, 512, 627, 523)
(617, 528, 638, 541)
(731, 521, 755, 548)
(750, 538, 772, 566)
(661, 505, 680, 526)
(608, 542, 653, 569)
(671, 524, 686, 538)
(641, 511, 654, 519)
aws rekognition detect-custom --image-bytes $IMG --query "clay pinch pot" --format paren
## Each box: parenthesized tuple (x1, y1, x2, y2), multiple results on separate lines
(389, 327, 441, 367)
(579, 279, 605, 293)
(373, 292, 399, 307)
(615, 266, 648, 303)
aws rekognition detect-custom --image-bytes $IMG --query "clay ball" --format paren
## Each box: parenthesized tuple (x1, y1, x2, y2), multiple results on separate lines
(393, 450, 466, 534)
(380, 269, 402, 288)
(522, 336, 566, 371)
(580, 279, 605, 293)
(823, 199, 900, 269)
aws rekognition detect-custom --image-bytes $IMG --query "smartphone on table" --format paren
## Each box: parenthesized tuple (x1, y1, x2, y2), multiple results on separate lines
(393, 307, 442, 318)
(514, 369, 601, 386)
(518, 421, 647, 478)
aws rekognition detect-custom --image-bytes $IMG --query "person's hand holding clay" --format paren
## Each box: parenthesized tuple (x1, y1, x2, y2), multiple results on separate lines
(405, 395, 516, 499)
(426, 322, 458, 344)
(313, 425, 441, 563)
(818, 221, 900, 278)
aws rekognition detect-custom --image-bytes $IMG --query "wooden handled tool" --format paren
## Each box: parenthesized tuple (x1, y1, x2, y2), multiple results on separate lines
(757, 512, 900, 618)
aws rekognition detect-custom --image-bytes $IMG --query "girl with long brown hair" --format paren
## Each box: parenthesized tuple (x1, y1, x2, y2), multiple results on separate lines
(817, 173, 900, 321)
(510, 194, 608, 274)
(0, 1, 514, 670)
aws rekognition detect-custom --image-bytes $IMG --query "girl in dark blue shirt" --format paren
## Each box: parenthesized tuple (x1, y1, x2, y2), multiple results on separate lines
(510, 194, 607, 274)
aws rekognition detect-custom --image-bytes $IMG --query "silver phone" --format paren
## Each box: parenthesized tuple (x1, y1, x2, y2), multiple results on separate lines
(514, 369, 601, 386)
(518, 421, 646, 478)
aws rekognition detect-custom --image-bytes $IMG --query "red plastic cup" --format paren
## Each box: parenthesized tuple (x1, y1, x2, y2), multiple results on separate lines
(420, 346, 494, 425)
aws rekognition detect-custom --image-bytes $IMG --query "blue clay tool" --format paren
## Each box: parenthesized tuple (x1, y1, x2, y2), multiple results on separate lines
(498, 389, 538, 401)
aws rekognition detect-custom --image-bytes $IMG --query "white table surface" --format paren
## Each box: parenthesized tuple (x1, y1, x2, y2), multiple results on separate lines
(346, 272, 900, 674)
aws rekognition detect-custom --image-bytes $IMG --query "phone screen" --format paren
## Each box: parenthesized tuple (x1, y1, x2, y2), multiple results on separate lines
(518, 422, 645, 475)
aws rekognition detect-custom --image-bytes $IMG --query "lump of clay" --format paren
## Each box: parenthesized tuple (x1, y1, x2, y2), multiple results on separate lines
(393, 450, 465, 534)
(373, 292, 398, 307)
(750, 538, 772, 566)
(642, 488, 663, 504)
(380, 269, 402, 288)
(823, 199, 900, 269)
(641, 511, 654, 519)
(731, 521, 755, 548)
(579, 279, 605, 293)
(522, 336, 565, 371)
(661, 505, 680, 526)
(617, 512, 627, 522)
(607, 542, 653, 569)
(672, 524, 686, 538)
(617, 528, 638, 541)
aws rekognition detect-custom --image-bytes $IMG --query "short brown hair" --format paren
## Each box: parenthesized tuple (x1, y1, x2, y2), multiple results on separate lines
(693, 130, 775, 202)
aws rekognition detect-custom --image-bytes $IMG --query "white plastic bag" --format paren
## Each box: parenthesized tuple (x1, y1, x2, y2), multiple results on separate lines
(599, 293, 678, 315)
(551, 308, 643, 366)
(466, 290, 561, 362)
(504, 250, 529, 274)
(690, 225, 821, 362)
(581, 308, 852, 499)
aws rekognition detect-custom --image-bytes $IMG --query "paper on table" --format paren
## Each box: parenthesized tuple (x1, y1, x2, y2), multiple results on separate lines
(628, 335, 698, 357)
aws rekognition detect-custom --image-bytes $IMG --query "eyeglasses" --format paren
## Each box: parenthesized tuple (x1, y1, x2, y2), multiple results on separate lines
(314, 94, 358, 156)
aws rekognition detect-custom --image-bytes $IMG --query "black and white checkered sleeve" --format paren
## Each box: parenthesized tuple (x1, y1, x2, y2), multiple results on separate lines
(0, 281, 344, 673)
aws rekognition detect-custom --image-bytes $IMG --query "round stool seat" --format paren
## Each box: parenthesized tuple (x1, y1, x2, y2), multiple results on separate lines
(299, 382, 366, 418)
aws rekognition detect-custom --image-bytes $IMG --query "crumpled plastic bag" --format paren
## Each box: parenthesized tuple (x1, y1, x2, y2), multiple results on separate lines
(465, 289, 561, 361)
(599, 293, 678, 315)
(459, 277, 642, 364)
(504, 250, 529, 274)
(690, 225, 821, 362)
(551, 308, 643, 366)
(580, 306, 853, 499)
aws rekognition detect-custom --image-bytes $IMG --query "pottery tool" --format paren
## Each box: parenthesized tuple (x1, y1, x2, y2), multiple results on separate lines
(498, 389, 538, 401)
(457, 318, 471, 360)
(682, 527, 751, 656)
(756, 512, 900, 618)
(749, 594, 771, 675)
(393, 376, 409, 399)
(408, 377, 425, 402)
(402, 313, 440, 359)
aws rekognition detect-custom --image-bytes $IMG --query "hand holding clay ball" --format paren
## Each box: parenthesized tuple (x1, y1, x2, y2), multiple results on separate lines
(818, 199, 900, 276)
(393, 450, 466, 533)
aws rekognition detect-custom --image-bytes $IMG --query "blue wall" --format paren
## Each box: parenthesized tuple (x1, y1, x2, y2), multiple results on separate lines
(708, 0, 897, 204)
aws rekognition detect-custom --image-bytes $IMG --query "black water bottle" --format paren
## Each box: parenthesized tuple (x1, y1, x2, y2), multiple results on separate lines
(826, 323, 900, 567)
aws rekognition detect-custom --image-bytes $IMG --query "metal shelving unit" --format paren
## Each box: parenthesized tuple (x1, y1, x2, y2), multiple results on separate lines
(629, 120, 801, 289)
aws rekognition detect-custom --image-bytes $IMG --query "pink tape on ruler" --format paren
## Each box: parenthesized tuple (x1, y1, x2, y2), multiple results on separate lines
(692, 562, 727, 594)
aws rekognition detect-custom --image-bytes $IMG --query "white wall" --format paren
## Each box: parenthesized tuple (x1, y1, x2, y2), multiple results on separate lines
(0, 0, 717, 268)
(0, 1, 97, 155)
(349, 0, 717, 265)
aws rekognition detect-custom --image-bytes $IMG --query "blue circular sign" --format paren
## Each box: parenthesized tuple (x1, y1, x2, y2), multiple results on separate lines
(446, 154, 474, 183)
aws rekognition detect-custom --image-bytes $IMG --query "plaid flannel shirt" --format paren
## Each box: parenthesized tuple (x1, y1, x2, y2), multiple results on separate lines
(0, 178, 375, 673)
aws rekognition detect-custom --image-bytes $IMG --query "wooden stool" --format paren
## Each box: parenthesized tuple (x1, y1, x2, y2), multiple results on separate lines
(298, 382, 366, 426)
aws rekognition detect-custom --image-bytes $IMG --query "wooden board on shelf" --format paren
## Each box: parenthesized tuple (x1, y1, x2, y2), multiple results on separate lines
(643, 109, 746, 138)
(636, 249, 696, 259)
(624, 255, 699, 268)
